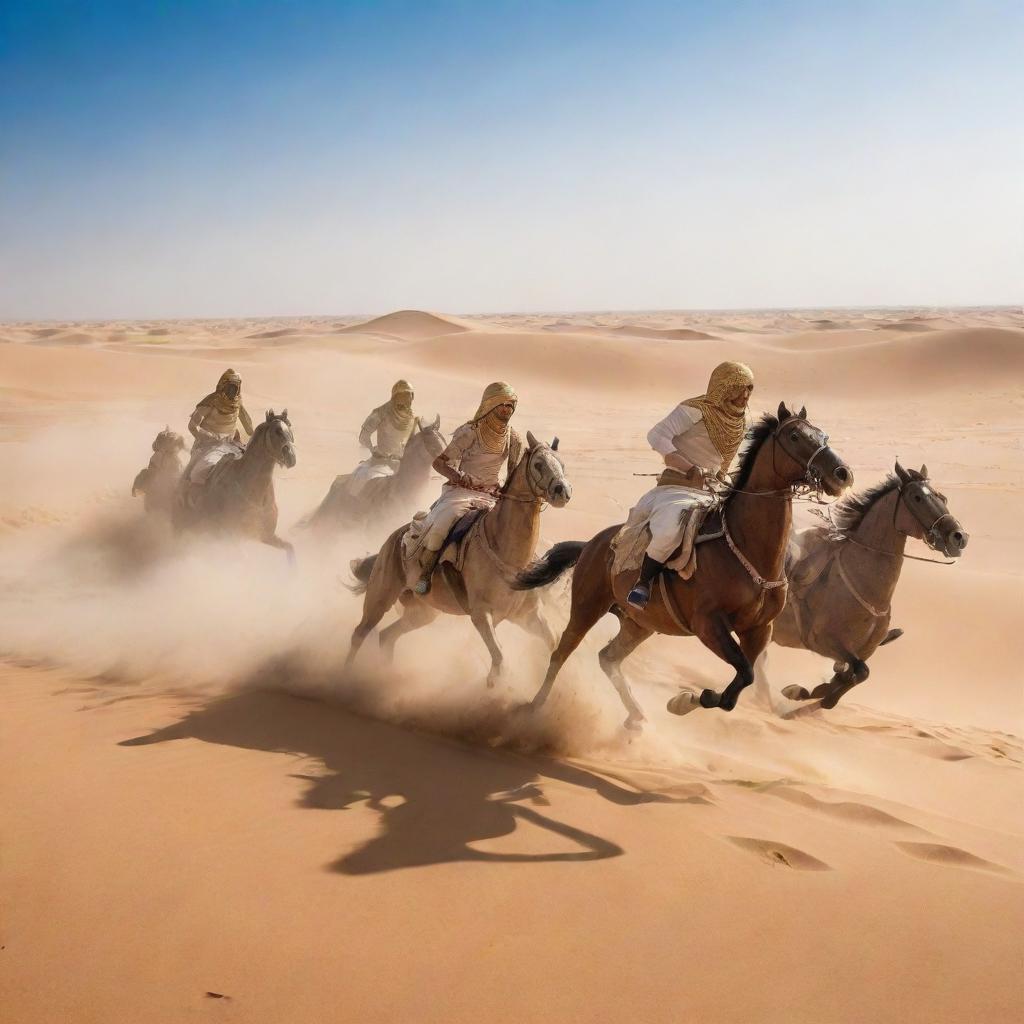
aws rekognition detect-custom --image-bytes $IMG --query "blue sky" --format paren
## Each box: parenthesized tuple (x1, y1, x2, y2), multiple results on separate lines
(1, 0, 1021, 318)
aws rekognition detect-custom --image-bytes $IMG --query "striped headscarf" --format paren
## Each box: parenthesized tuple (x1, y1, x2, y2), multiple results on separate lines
(683, 361, 754, 472)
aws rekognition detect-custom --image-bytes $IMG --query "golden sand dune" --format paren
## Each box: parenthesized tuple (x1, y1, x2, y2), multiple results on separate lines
(0, 307, 1021, 1023)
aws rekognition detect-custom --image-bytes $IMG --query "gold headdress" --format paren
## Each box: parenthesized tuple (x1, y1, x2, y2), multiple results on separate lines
(472, 382, 518, 455)
(386, 379, 415, 431)
(682, 361, 754, 472)
(212, 369, 242, 414)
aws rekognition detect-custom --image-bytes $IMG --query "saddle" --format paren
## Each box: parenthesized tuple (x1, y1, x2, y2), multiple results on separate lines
(402, 508, 485, 586)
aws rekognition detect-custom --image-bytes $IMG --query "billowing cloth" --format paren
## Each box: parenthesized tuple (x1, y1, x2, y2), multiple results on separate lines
(620, 484, 718, 565)
(471, 382, 518, 454)
(681, 361, 754, 473)
(185, 440, 244, 486)
(345, 456, 399, 498)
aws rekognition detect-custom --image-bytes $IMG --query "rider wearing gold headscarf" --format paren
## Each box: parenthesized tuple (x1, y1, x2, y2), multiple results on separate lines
(627, 361, 755, 609)
(188, 369, 254, 449)
(413, 382, 523, 594)
(358, 380, 419, 462)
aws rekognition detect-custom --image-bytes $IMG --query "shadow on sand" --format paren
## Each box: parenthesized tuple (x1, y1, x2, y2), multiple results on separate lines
(120, 685, 703, 874)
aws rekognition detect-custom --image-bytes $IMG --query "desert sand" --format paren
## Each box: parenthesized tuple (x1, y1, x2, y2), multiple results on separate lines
(1, 307, 1022, 1023)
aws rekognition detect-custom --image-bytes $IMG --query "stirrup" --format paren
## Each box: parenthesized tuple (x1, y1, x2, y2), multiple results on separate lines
(627, 582, 652, 609)
(414, 573, 433, 596)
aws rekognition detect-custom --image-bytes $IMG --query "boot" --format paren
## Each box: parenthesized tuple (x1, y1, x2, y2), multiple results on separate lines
(414, 548, 442, 596)
(627, 555, 665, 610)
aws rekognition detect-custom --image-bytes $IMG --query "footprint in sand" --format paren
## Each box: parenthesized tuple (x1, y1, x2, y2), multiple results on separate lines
(726, 836, 832, 871)
(894, 842, 1012, 875)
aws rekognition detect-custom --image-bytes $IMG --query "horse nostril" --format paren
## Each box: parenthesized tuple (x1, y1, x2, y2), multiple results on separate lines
(954, 531, 966, 548)
(833, 466, 850, 483)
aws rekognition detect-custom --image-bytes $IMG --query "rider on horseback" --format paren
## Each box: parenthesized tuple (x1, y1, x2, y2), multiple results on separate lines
(348, 380, 419, 496)
(413, 381, 523, 595)
(626, 361, 755, 609)
(184, 368, 254, 485)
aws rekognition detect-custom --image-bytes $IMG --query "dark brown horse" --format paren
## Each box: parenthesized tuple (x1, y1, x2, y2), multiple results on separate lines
(514, 404, 852, 728)
(765, 461, 968, 710)
(301, 416, 446, 534)
(173, 410, 297, 559)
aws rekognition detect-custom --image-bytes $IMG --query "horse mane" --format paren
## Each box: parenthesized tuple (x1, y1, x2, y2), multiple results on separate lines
(725, 412, 779, 500)
(832, 474, 900, 533)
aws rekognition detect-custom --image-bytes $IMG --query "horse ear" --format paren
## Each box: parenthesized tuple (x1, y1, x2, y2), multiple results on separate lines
(778, 401, 791, 421)
(265, 409, 274, 423)
(919, 463, 928, 479)
(894, 460, 910, 483)
(526, 430, 539, 448)
(551, 436, 559, 451)
(432, 414, 440, 430)
(798, 405, 807, 419)
(281, 408, 289, 423)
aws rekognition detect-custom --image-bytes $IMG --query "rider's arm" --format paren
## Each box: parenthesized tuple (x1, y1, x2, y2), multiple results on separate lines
(648, 404, 707, 481)
(432, 426, 475, 488)
(188, 406, 220, 444)
(358, 409, 381, 451)
(238, 404, 254, 439)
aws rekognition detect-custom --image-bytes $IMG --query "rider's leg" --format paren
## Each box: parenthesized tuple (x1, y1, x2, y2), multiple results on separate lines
(626, 553, 666, 610)
(414, 512, 456, 596)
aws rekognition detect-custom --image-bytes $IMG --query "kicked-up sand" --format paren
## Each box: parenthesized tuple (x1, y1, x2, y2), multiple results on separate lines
(0, 306, 1022, 1023)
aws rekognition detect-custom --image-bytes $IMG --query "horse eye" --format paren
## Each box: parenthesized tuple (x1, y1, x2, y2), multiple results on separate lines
(914, 495, 921, 501)
(790, 431, 799, 440)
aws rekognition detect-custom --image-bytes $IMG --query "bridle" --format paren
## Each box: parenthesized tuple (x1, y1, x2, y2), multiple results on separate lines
(497, 444, 563, 506)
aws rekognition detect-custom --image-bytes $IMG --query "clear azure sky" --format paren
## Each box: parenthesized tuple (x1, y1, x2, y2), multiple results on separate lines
(1, 0, 1021, 319)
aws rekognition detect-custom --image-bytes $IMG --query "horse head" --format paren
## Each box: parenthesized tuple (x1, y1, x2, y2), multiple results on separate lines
(522, 430, 572, 508)
(153, 427, 186, 454)
(893, 461, 968, 558)
(261, 408, 297, 469)
(413, 414, 447, 461)
(769, 402, 852, 497)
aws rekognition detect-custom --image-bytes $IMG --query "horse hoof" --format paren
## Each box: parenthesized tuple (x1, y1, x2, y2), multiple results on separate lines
(810, 683, 831, 700)
(667, 692, 700, 716)
(623, 714, 646, 732)
(782, 685, 811, 701)
(699, 689, 721, 709)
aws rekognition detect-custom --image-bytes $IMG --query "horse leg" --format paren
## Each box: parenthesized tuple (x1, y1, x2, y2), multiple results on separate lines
(719, 623, 772, 711)
(378, 600, 439, 662)
(669, 612, 753, 714)
(749, 648, 777, 714)
(529, 567, 613, 711)
(597, 616, 653, 730)
(261, 525, 295, 565)
(470, 610, 505, 689)
(821, 655, 870, 710)
(345, 541, 404, 672)
(515, 597, 558, 651)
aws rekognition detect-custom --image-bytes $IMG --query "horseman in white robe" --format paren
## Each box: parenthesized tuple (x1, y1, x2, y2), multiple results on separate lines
(347, 380, 419, 497)
(413, 382, 523, 595)
(184, 369, 254, 485)
(626, 361, 755, 609)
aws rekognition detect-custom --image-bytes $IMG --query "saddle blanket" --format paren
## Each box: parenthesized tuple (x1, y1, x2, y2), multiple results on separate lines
(611, 490, 719, 581)
(401, 508, 484, 586)
(187, 440, 244, 486)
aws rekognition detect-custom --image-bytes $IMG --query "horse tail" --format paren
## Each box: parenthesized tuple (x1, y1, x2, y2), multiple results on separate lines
(879, 627, 904, 647)
(512, 540, 586, 590)
(347, 554, 378, 595)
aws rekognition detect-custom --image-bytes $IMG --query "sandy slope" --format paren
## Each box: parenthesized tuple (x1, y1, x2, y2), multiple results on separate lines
(0, 307, 1022, 1023)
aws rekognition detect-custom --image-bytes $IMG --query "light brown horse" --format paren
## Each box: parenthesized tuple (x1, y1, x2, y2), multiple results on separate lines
(302, 417, 446, 534)
(514, 404, 852, 728)
(132, 428, 186, 515)
(764, 461, 968, 710)
(346, 433, 571, 686)
(172, 410, 297, 560)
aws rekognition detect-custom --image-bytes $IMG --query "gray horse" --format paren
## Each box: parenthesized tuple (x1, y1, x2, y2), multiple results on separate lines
(302, 416, 446, 535)
(173, 409, 297, 559)
(346, 433, 571, 687)
(759, 461, 968, 710)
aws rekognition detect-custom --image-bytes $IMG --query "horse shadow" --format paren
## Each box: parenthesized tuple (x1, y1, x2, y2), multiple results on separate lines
(119, 684, 694, 875)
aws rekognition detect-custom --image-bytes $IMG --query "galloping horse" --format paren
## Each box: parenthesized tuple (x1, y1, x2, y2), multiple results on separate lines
(514, 404, 852, 728)
(302, 416, 446, 534)
(346, 432, 571, 686)
(172, 409, 297, 559)
(766, 461, 968, 710)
